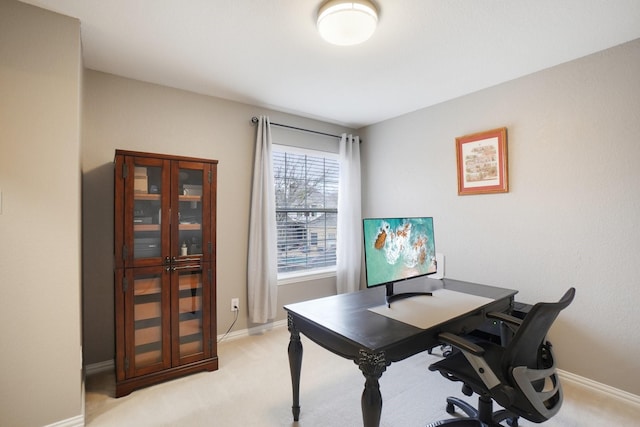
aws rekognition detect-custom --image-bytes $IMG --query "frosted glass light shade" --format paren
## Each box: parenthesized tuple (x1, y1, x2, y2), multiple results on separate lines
(317, 0, 378, 46)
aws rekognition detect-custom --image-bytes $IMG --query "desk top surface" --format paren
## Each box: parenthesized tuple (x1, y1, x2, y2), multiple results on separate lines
(284, 278, 517, 356)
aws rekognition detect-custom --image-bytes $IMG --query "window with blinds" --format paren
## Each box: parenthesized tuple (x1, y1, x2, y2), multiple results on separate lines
(273, 146, 339, 274)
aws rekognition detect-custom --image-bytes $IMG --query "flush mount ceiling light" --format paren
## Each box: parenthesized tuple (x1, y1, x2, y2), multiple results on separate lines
(317, 0, 378, 46)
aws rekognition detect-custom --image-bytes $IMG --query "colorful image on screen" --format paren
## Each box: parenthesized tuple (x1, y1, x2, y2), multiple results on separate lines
(363, 217, 436, 288)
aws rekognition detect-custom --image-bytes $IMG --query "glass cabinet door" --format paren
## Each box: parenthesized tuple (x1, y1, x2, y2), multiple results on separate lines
(125, 267, 171, 377)
(176, 165, 203, 257)
(171, 161, 213, 263)
(133, 164, 162, 260)
(171, 264, 212, 365)
(122, 156, 170, 268)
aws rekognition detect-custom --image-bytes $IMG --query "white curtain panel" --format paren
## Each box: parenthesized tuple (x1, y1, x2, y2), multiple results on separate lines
(247, 116, 278, 323)
(336, 134, 362, 294)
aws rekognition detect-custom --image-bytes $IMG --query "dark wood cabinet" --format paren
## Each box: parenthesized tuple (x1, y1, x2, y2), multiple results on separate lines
(114, 150, 218, 397)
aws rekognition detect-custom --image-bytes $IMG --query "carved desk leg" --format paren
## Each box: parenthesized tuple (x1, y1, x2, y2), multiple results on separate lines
(357, 350, 388, 427)
(287, 313, 303, 421)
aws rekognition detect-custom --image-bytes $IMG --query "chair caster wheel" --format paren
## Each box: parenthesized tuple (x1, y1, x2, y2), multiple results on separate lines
(446, 402, 455, 414)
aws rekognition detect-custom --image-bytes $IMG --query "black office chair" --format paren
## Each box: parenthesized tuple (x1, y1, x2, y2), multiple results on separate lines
(427, 287, 575, 427)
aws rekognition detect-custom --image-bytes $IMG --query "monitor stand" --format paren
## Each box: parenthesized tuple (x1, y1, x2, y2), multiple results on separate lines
(385, 283, 432, 308)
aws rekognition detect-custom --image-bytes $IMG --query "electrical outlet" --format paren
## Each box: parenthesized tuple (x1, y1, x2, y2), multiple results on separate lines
(231, 298, 239, 312)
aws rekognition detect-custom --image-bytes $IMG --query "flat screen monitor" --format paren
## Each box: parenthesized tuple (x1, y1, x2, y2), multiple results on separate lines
(362, 217, 437, 306)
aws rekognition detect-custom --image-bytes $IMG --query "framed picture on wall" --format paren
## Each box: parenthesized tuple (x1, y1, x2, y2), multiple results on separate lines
(456, 127, 508, 195)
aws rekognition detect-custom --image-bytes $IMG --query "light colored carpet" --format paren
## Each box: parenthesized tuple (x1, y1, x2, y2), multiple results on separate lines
(85, 326, 639, 426)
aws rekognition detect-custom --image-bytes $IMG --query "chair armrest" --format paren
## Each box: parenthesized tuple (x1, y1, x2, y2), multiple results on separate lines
(438, 332, 484, 356)
(439, 332, 502, 390)
(487, 311, 523, 327)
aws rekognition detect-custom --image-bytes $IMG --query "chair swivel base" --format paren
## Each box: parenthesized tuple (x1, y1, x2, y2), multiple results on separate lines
(426, 395, 519, 427)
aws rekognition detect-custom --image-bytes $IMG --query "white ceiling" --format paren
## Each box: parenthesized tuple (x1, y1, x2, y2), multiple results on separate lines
(20, 0, 640, 128)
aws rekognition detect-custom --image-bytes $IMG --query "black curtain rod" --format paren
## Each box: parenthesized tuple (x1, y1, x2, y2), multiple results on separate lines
(251, 116, 341, 139)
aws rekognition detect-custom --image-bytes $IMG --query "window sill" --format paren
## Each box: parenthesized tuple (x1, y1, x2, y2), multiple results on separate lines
(277, 268, 336, 285)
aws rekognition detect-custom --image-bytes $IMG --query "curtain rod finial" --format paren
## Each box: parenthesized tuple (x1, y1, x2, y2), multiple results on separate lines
(251, 116, 259, 124)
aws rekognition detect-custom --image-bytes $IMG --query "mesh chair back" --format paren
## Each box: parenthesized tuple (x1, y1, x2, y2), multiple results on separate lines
(502, 288, 575, 371)
(500, 287, 575, 422)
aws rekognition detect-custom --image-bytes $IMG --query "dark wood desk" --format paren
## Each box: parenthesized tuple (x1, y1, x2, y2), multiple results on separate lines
(283, 278, 517, 427)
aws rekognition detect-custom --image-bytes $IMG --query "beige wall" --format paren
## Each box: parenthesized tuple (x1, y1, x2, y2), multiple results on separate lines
(81, 70, 353, 365)
(360, 39, 640, 395)
(0, 1, 83, 426)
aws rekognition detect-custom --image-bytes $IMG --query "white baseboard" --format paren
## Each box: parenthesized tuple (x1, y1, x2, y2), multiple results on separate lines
(84, 320, 289, 375)
(85, 359, 114, 375)
(217, 318, 288, 343)
(44, 414, 84, 427)
(559, 369, 640, 408)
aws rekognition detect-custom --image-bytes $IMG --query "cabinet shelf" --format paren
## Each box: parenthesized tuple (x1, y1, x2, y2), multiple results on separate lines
(179, 195, 201, 202)
(135, 341, 162, 354)
(179, 223, 201, 231)
(135, 317, 161, 329)
(135, 193, 161, 201)
(134, 224, 161, 232)
(134, 277, 162, 295)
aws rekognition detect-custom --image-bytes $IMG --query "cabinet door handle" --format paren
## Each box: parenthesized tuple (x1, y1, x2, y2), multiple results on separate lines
(172, 264, 201, 271)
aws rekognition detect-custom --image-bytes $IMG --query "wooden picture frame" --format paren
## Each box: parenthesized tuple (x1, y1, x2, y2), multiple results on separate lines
(456, 127, 508, 195)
